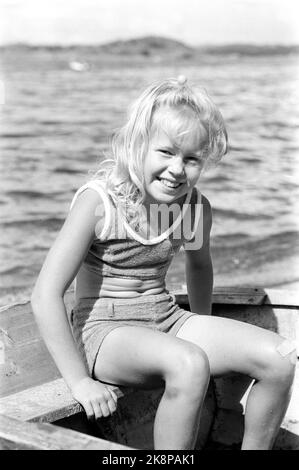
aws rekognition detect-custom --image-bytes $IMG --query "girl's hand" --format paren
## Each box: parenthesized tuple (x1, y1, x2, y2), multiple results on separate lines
(71, 376, 118, 420)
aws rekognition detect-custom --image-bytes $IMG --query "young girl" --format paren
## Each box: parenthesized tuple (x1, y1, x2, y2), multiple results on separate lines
(31, 76, 295, 450)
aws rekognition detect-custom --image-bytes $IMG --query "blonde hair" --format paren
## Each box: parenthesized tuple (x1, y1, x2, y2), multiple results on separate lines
(92, 77, 228, 225)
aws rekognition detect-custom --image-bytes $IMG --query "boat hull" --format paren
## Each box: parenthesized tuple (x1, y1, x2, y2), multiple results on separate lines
(0, 287, 298, 450)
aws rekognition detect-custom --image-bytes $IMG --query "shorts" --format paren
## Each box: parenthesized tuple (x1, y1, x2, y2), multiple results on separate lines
(70, 291, 196, 377)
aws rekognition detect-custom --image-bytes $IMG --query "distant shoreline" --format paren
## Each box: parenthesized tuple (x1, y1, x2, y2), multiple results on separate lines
(1, 36, 299, 57)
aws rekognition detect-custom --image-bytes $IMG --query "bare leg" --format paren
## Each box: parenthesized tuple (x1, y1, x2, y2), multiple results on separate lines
(93, 326, 210, 449)
(176, 315, 296, 450)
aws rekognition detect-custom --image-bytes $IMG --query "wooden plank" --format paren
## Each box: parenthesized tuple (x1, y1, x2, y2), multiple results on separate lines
(0, 377, 125, 423)
(0, 414, 133, 450)
(174, 287, 299, 308)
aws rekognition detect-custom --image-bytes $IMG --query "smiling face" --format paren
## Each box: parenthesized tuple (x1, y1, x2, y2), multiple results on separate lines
(143, 106, 208, 206)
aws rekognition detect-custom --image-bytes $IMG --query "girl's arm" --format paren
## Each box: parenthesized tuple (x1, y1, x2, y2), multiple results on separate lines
(185, 195, 213, 315)
(31, 189, 117, 419)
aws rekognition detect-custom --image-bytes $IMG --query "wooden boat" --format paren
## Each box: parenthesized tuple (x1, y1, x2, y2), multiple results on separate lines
(0, 287, 298, 450)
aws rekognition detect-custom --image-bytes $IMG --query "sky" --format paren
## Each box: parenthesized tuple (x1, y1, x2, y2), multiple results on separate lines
(1, 0, 299, 46)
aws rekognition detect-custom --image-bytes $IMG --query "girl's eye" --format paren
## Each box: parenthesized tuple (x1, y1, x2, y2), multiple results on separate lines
(186, 156, 200, 164)
(159, 149, 174, 156)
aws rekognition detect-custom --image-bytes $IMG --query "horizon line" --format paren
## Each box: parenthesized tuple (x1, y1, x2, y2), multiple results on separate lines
(1, 38, 299, 49)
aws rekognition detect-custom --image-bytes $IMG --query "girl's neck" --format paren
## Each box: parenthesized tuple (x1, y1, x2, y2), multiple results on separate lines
(137, 191, 190, 239)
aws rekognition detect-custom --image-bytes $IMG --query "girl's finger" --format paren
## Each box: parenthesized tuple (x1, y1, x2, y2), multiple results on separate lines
(99, 401, 111, 418)
(107, 397, 117, 415)
(109, 388, 118, 403)
(92, 401, 103, 421)
(84, 402, 95, 421)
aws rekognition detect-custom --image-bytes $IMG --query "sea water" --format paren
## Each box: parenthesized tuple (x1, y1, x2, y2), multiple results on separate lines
(0, 47, 299, 306)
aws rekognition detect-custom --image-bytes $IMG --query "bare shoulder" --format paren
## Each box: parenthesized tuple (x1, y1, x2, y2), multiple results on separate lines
(68, 188, 106, 231)
(71, 186, 111, 242)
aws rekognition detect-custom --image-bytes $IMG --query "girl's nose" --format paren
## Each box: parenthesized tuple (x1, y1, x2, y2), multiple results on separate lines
(169, 157, 185, 176)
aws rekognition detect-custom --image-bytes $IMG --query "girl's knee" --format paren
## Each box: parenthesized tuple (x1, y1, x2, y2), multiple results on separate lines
(258, 337, 296, 385)
(178, 343, 210, 377)
(166, 342, 210, 392)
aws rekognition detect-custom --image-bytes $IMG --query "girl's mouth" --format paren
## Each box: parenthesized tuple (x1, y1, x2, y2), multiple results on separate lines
(157, 178, 183, 189)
